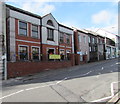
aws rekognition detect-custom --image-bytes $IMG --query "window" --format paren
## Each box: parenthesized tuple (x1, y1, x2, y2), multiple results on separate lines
(93, 47, 96, 52)
(32, 47, 39, 60)
(60, 50, 65, 60)
(47, 20, 54, 26)
(88, 37, 91, 43)
(89, 47, 92, 52)
(92, 38, 95, 44)
(32, 25, 38, 38)
(84, 36, 86, 43)
(59, 32, 64, 43)
(48, 49, 54, 60)
(47, 28, 54, 41)
(66, 34, 70, 44)
(66, 50, 71, 60)
(19, 46, 28, 60)
(78, 35, 81, 42)
(19, 21, 27, 36)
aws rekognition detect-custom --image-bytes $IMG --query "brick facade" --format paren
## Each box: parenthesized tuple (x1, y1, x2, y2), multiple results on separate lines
(7, 60, 72, 78)
(4, 4, 118, 79)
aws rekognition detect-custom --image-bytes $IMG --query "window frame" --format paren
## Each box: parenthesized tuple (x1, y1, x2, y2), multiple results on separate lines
(31, 24, 39, 38)
(88, 36, 91, 43)
(18, 21, 28, 36)
(47, 28, 54, 41)
(66, 34, 70, 44)
(78, 35, 81, 43)
(83, 36, 86, 43)
(31, 46, 40, 61)
(18, 45, 29, 61)
(92, 37, 95, 44)
(59, 32, 64, 43)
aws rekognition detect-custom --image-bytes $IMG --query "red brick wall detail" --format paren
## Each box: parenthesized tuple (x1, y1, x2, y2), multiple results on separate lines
(7, 61, 72, 78)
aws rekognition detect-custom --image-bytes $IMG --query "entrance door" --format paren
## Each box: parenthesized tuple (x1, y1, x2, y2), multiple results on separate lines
(48, 49, 54, 60)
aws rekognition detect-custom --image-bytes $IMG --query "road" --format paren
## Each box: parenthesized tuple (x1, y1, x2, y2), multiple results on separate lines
(1, 58, 120, 103)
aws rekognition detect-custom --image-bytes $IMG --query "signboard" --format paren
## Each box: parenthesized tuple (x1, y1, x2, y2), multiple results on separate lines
(49, 54, 61, 59)
(77, 51, 82, 55)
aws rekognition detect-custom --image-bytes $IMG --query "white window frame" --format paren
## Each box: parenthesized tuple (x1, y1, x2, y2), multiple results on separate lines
(31, 46, 40, 60)
(18, 45, 29, 60)
(89, 47, 92, 52)
(59, 49, 65, 55)
(88, 36, 91, 43)
(18, 20, 28, 36)
(78, 35, 81, 43)
(47, 48, 56, 54)
(84, 36, 86, 43)
(31, 24, 40, 39)
(47, 48, 56, 60)
(92, 38, 95, 44)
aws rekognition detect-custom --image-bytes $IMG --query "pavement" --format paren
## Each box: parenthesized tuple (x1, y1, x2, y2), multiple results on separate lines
(1, 58, 120, 103)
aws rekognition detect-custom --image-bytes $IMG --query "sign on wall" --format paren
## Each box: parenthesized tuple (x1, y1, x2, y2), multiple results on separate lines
(49, 54, 61, 59)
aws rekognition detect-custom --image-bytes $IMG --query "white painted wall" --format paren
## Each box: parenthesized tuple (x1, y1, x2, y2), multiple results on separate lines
(59, 26, 73, 34)
(42, 14, 59, 46)
(9, 17, 16, 62)
(42, 14, 58, 30)
(10, 9, 40, 25)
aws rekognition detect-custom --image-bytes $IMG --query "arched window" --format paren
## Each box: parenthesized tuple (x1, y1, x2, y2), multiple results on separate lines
(47, 20, 54, 26)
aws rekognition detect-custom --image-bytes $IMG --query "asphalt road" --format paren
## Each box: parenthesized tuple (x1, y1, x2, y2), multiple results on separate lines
(1, 58, 120, 103)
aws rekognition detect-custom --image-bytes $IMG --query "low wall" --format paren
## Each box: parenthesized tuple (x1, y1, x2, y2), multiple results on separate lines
(7, 61, 72, 78)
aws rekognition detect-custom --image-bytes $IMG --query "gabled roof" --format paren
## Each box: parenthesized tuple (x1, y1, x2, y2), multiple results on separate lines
(6, 4, 41, 19)
(42, 13, 58, 24)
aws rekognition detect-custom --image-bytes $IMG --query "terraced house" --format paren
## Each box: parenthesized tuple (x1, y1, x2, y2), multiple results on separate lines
(1, 3, 118, 79)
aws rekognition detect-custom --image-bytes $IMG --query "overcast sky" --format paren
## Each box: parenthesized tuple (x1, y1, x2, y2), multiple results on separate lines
(6, 0, 118, 35)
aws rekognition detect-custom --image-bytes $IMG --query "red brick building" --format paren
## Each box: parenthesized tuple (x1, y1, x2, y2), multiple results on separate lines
(5, 4, 74, 78)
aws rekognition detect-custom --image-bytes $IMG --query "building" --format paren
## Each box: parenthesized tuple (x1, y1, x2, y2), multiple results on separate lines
(97, 35, 105, 60)
(0, 2, 7, 80)
(86, 30, 98, 62)
(5, 4, 75, 78)
(2, 4, 118, 79)
(118, 35, 120, 57)
(73, 28, 89, 62)
(58, 24, 73, 60)
(105, 37, 116, 59)
(41, 13, 59, 61)
(6, 4, 41, 62)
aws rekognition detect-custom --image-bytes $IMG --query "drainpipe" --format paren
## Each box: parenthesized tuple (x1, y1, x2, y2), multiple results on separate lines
(58, 24, 59, 55)
(40, 18, 42, 61)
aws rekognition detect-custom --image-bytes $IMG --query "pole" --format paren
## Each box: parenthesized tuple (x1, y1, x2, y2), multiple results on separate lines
(1, 2, 7, 80)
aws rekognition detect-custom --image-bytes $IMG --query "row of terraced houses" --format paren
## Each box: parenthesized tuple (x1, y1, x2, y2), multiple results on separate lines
(1, 3, 119, 79)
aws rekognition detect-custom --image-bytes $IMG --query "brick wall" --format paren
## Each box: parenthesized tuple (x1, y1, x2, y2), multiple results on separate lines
(7, 60, 72, 78)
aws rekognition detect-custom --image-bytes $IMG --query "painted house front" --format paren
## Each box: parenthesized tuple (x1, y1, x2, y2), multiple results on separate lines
(41, 13, 59, 61)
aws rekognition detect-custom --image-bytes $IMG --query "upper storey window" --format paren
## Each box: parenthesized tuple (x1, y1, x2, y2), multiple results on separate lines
(47, 20, 54, 26)
(19, 21, 27, 36)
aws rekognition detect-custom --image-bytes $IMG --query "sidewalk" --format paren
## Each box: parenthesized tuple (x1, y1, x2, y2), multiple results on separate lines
(107, 91, 120, 104)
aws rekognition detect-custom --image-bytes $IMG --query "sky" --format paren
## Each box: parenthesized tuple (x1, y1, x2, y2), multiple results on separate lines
(5, 0, 118, 35)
